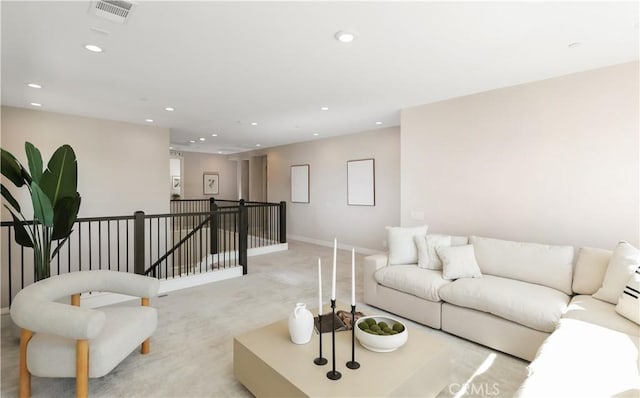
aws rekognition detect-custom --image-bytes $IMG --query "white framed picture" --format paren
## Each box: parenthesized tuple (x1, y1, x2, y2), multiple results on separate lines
(290, 164, 310, 203)
(171, 175, 181, 195)
(203, 173, 219, 195)
(347, 158, 375, 206)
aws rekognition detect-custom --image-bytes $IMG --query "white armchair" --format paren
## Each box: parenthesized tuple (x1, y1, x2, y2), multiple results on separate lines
(10, 270, 160, 398)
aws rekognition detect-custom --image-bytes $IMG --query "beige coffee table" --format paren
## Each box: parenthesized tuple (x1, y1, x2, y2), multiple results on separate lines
(233, 311, 450, 397)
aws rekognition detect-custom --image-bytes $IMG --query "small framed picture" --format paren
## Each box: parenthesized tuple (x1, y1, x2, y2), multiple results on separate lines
(203, 173, 219, 195)
(171, 175, 181, 195)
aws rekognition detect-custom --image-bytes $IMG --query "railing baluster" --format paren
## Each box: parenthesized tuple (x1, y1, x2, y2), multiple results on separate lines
(8, 227, 12, 304)
(98, 221, 102, 270)
(89, 222, 93, 270)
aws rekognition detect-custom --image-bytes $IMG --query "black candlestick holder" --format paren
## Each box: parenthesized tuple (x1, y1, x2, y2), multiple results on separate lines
(314, 312, 328, 366)
(326, 299, 342, 380)
(346, 304, 360, 369)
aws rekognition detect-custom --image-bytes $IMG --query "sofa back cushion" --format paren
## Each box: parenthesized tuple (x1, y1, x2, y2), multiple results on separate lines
(572, 247, 612, 295)
(469, 236, 574, 294)
(386, 225, 428, 265)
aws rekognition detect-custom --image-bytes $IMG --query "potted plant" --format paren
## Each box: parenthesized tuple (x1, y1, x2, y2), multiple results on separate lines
(1, 142, 81, 281)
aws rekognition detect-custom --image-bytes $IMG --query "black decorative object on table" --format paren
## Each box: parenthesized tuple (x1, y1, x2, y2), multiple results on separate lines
(346, 304, 360, 369)
(314, 313, 328, 366)
(326, 299, 342, 380)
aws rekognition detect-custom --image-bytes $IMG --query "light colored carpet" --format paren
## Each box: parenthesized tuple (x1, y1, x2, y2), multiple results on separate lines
(1, 240, 528, 397)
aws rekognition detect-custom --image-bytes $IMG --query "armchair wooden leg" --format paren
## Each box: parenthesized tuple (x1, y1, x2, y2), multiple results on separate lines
(76, 339, 89, 398)
(141, 297, 150, 354)
(141, 338, 150, 354)
(19, 329, 33, 398)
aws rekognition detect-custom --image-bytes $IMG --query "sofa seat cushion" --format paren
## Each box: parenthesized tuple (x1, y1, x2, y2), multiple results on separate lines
(439, 275, 569, 332)
(516, 318, 640, 398)
(374, 265, 450, 302)
(27, 305, 158, 378)
(564, 295, 640, 336)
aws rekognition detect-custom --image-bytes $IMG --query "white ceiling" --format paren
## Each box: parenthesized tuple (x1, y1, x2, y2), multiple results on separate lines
(2, 1, 638, 154)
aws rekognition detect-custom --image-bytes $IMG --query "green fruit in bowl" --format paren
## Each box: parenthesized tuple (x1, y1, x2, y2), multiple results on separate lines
(358, 322, 369, 331)
(365, 318, 377, 327)
(370, 324, 381, 332)
(392, 323, 405, 333)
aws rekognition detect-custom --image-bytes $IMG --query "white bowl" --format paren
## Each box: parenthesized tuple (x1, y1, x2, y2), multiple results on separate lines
(355, 315, 408, 352)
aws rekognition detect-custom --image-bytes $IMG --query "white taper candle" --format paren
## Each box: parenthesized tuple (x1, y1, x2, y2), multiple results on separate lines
(351, 248, 355, 306)
(318, 258, 322, 316)
(332, 238, 337, 300)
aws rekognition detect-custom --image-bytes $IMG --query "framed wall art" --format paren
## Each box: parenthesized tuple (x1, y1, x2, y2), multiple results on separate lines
(203, 172, 219, 195)
(290, 164, 310, 203)
(347, 158, 375, 206)
(171, 175, 181, 195)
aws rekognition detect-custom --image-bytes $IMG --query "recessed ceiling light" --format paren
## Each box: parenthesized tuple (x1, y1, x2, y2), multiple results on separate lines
(218, 151, 223, 154)
(375, 121, 383, 125)
(568, 42, 581, 48)
(27, 83, 42, 89)
(313, 133, 319, 136)
(251, 122, 258, 126)
(169, 146, 174, 150)
(335, 31, 356, 43)
(189, 140, 195, 143)
(165, 107, 175, 112)
(255, 144, 261, 147)
(84, 44, 103, 53)
(30, 102, 42, 107)
(212, 133, 218, 137)
(145, 119, 154, 123)
(199, 137, 205, 141)
(320, 106, 329, 111)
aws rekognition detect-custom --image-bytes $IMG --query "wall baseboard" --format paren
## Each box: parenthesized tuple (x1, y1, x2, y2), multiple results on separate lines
(287, 234, 382, 256)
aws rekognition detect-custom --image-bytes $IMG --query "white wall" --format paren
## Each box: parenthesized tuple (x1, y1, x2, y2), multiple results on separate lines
(1, 106, 170, 218)
(181, 151, 238, 200)
(401, 62, 639, 249)
(263, 127, 400, 252)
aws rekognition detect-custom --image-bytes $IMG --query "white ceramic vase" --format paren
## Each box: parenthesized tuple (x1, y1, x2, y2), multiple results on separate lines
(288, 303, 314, 344)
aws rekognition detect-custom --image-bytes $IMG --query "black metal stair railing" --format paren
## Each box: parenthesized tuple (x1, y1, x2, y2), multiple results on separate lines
(1, 198, 286, 308)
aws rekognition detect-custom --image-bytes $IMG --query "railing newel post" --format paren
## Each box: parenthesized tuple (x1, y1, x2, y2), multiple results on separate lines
(134, 211, 145, 275)
(210, 198, 218, 255)
(239, 199, 248, 274)
(279, 201, 287, 244)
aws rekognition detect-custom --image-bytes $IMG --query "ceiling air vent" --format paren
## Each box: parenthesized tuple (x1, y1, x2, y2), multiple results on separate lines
(90, 0, 136, 24)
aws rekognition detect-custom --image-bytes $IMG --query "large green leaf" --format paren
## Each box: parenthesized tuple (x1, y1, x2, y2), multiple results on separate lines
(40, 145, 77, 206)
(31, 181, 54, 227)
(51, 193, 81, 240)
(1, 148, 29, 187)
(1, 183, 21, 212)
(5, 207, 33, 247)
(25, 142, 43, 183)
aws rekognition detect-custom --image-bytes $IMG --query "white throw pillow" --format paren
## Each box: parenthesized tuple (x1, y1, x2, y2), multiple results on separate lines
(386, 225, 428, 265)
(593, 242, 640, 304)
(437, 245, 482, 280)
(572, 247, 612, 295)
(415, 234, 452, 270)
(615, 270, 640, 325)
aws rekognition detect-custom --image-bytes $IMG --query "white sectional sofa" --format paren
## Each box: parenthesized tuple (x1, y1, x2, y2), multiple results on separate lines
(364, 234, 640, 395)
